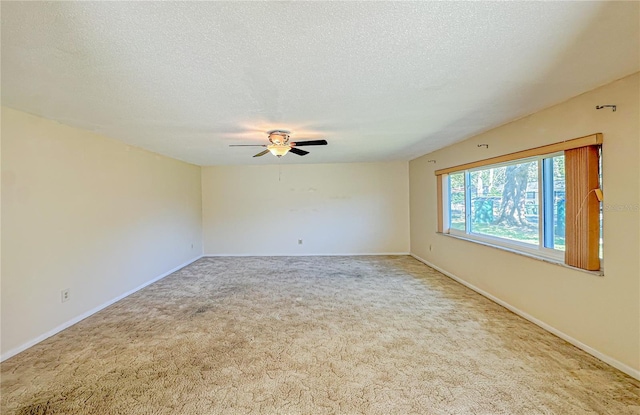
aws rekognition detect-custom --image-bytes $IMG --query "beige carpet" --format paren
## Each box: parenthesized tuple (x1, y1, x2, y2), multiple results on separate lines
(1, 256, 638, 414)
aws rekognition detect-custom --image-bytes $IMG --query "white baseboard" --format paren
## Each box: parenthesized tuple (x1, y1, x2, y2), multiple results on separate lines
(1, 255, 204, 362)
(410, 253, 640, 381)
(203, 252, 410, 257)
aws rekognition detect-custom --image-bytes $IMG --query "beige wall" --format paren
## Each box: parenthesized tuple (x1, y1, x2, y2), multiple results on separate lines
(410, 73, 640, 374)
(1, 108, 203, 357)
(202, 162, 410, 255)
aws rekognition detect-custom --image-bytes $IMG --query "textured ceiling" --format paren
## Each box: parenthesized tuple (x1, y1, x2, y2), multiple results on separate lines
(1, 2, 638, 166)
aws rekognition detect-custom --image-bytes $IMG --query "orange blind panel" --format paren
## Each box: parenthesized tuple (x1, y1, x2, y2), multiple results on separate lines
(565, 146, 601, 271)
(436, 175, 443, 233)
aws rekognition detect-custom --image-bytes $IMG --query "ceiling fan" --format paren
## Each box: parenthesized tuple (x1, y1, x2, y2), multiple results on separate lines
(229, 130, 328, 158)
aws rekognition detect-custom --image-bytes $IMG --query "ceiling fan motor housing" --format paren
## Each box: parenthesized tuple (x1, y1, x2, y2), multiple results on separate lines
(267, 130, 290, 145)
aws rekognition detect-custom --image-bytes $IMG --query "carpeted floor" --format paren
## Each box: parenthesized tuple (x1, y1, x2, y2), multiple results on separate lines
(1, 256, 639, 414)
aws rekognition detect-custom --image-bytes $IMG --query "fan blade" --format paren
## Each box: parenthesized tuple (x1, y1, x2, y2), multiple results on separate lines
(230, 144, 267, 147)
(253, 149, 270, 157)
(289, 147, 309, 156)
(291, 139, 327, 147)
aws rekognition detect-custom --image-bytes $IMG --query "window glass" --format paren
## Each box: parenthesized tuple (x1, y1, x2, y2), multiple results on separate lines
(448, 172, 466, 231)
(552, 155, 566, 250)
(469, 160, 539, 245)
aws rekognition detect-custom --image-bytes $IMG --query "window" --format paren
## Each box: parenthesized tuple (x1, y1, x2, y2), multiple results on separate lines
(447, 155, 560, 256)
(436, 134, 602, 271)
(448, 172, 466, 232)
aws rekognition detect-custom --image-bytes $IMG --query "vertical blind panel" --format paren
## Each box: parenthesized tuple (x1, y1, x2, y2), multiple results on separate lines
(436, 175, 444, 233)
(565, 145, 601, 270)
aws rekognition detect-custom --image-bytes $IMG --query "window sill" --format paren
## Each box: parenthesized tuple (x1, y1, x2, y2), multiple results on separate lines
(437, 232, 604, 276)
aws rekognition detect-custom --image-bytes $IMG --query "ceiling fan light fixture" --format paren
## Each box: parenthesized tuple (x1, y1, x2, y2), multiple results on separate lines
(267, 144, 290, 157)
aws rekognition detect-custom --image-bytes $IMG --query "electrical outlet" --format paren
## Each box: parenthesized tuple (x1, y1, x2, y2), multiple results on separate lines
(61, 289, 70, 303)
(298, 239, 303, 245)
